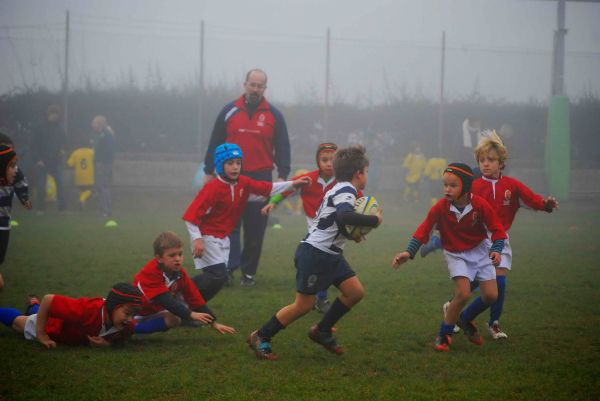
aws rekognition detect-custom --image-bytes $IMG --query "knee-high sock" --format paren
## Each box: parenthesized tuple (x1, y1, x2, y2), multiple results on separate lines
(317, 298, 350, 333)
(439, 321, 456, 338)
(460, 296, 489, 323)
(258, 315, 285, 341)
(134, 317, 169, 334)
(489, 276, 506, 325)
(0, 308, 23, 327)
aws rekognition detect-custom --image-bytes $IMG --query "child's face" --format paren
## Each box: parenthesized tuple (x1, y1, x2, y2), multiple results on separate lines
(354, 166, 369, 190)
(443, 172, 463, 202)
(6, 160, 16, 184)
(111, 305, 138, 330)
(223, 159, 242, 181)
(157, 246, 184, 273)
(477, 149, 503, 179)
(317, 150, 335, 178)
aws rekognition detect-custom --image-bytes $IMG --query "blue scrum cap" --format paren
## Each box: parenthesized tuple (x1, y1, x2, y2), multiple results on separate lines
(214, 143, 243, 176)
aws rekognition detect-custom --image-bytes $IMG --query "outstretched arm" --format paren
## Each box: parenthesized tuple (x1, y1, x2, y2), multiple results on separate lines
(35, 295, 57, 349)
(392, 251, 411, 269)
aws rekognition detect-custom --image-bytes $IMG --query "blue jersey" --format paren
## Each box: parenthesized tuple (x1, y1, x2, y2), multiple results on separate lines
(302, 181, 357, 255)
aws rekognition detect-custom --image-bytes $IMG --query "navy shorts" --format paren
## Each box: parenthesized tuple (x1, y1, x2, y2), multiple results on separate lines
(294, 242, 355, 295)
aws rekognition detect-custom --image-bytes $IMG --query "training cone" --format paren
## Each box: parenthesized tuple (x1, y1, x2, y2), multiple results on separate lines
(272, 223, 283, 229)
(10, 220, 19, 227)
(105, 219, 118, 228)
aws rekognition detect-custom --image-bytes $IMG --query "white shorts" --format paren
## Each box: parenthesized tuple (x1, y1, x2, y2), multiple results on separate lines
(497, 237, 512, 270)
(444, 239, 496, 282)
(191, 235, 230, 270)
(23, 314, 38, 340)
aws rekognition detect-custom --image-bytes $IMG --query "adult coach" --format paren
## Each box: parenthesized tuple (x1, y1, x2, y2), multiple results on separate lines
(203, 69, 290, 287)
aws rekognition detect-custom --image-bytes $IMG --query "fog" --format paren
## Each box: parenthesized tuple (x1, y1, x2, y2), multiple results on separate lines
(1, 0, 599, 103)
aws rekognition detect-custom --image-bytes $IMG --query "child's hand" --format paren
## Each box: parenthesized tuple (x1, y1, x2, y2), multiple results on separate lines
(211, 322, 237, 334)
(192, 238, 205, 259)
(23, 200, 32, 210)
(353, 234, 365, 243)
(392, 252, 410, 269)
(376, 208, 383, 227)
(490, 251, 501, 267)
(545, 196, 559, 212)
(88, 335, 111, 347)
(37, 334, 57, 349)
(292, 176, 311, 188)
(261, 203, 275, 215)
(191, 312, 214, 325)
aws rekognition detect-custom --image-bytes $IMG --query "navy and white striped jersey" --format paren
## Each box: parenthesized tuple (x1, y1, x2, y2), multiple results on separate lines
(0, 168, 30, 230)
(302, 181, 357, 255)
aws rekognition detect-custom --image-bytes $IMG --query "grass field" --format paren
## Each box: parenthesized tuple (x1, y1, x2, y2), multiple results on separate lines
(1, 189, 599, 401)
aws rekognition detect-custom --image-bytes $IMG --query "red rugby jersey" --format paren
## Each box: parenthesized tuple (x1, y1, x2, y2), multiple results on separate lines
(44, 295, 134, 346)
(134, 258, 207, 316)
(413, 194, 507, 253)
(472, 175, 548, 231)
(281, 170, 336, 218)
(182, 175, 272, 238)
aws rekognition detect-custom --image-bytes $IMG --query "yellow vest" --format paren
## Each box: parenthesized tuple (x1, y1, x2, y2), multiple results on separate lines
(424, 157, 447, 180)
(67, 148, 95, 186)
(402, 153, 426, 184)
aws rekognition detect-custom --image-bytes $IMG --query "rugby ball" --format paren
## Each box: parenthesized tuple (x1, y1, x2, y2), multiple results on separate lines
(346, 196, 380, 240)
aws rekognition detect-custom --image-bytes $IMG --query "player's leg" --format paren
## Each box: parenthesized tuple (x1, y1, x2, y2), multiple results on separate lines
(309, 258, 361, 355)
(226, 219, 242, 284)
(134, 311, 177, 334)
(249, 292, 315, 360)
(0, 308, 26, 333)
(488, 268, 508, 339)
(192, 264, 228, 302)
(240, 201, 268, 286)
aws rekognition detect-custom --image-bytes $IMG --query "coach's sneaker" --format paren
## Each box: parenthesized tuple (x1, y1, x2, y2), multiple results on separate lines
(434, 334, 452, 352)
(308, 324, 345, 355)
(314, 298, 331, 314)
(488, 320, 508, 340)
(420, 233, 442, 257)
(456, 320, 483, 345)
(247, 330, 278, 361)
(240, 274, 256, 287)
(442, 301, 461, 333)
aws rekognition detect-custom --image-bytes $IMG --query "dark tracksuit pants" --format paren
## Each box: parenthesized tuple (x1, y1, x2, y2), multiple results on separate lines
(227, 170, 271, 277)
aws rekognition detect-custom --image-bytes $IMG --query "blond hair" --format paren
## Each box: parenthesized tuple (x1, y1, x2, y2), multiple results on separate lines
(92, 115, 115, 135)
(153, 231, 183, 256)
(474, 130, 508, 167)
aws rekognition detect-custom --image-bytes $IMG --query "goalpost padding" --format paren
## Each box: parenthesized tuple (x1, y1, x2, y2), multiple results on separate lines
(544, 95, 571, 200)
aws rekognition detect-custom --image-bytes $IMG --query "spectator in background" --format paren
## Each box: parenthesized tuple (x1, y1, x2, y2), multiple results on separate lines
(91, 115, 116, 225)
(202, 69, 291, 287)
(32, 104, 66, 213)
(460, 116, 482, 162)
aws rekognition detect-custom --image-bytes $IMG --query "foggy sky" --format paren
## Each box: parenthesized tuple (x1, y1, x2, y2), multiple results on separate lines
(1, 0, 599, 104)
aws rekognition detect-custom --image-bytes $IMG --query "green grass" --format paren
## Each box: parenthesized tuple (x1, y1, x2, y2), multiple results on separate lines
(1, 190, 599, 401)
